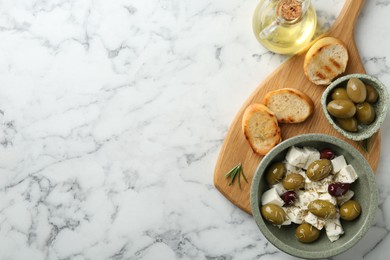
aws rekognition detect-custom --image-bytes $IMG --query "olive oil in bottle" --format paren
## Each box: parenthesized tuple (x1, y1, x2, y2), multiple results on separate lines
(253, 0, 317, 55)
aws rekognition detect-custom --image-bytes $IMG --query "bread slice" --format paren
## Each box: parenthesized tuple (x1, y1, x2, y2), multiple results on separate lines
(242, 104, 281, 155)
(263, 88, 314, 123)
(304, 37, 348, 85)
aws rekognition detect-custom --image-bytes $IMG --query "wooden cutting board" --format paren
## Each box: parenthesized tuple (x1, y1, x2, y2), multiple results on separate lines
(214, 0, 380, 215)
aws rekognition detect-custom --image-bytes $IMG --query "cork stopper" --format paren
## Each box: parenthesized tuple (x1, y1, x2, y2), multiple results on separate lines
(276, 0, 303, 23)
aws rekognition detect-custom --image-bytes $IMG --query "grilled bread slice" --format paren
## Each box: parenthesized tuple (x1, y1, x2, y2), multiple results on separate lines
(304, 37, 348, 85)
(242, 104, 281, 155)
(263, 88, 314, 123)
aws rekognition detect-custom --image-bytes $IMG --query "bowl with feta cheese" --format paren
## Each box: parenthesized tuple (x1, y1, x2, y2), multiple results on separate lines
(250, 134, 378, 259)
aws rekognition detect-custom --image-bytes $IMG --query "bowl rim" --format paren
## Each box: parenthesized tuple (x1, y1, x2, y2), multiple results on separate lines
(321, 73, 389, 141)
(250, 133, 378, 259)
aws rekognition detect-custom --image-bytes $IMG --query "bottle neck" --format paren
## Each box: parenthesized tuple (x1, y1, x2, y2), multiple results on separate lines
(276, 0, 309, 25)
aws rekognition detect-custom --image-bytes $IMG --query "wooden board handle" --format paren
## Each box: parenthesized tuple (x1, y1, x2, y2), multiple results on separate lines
(330, 0, 365, 36)
(329, 0, 366, 74)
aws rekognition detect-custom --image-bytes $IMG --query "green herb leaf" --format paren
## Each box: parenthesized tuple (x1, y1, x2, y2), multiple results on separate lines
(241, 168, 248, 183)
(228, 170, 238, 186)
(225, 163, 248, 189)
(225, 164, 239, 178)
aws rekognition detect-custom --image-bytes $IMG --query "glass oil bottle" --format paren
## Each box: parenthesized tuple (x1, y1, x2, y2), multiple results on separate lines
(253, 0, 317, 55)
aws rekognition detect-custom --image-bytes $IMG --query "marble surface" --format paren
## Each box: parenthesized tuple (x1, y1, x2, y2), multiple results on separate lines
(0, 0, 389, 259)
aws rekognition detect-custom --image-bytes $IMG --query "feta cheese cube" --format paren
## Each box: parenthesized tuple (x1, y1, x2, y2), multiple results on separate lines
(285, 206, 306, 224)
(304, 181, 320, 191)
(304, 212, 326, 230)
(272, 182, 287, 196)
(284, 161, 300, 174)
(305, 175, 333, 193)
(276, 218, 292, 228)
(285, 146, 309, 168)
(298, 170, 311, 184)
(303, 147, 320, 170)
(298, 191, 319, 210)
(334, 165, 358, 183)
(325, 218, 344, 240)
(328, 235, 340, 242)
(331, 156, 347, 174)
(261, 188, 284, 207)
(304, 176, 312, 184)
(293, 190, 304, 207)
(319, 193, 337, 205)
(337, 190, 355, 206)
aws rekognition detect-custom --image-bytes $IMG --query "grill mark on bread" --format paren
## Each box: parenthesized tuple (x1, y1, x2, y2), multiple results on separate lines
(315, 71, 326, 80)
(324, 65, 332, 74)
(304, 37, 348, 85)
(329, 58, 341, 69)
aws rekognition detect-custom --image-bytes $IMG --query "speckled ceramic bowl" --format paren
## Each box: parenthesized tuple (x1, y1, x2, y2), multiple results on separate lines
(321, 74, 389, 141)
(250, 134, 378, 259)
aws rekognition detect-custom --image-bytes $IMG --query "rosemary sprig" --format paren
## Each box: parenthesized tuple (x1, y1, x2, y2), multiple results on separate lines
(225, 163, 248, 189)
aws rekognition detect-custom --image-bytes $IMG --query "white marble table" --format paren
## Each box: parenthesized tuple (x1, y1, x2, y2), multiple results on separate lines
(0, 0, 389, 259)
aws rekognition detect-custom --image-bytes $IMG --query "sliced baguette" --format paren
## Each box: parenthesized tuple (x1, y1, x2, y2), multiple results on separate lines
(242, 104, 281, 155)
(263, 88, 314, 123)
(304, 37, 348, 85)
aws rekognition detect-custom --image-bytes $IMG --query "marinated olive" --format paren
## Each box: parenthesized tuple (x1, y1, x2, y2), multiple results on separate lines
(306, 159, 333, 181)
(295, 223, 320, 243)
(336, 118, 358, 132)
(340, 200, 361, 221)
(282, 173, 304, 190)
(366, 84, 379, 104)
(261, 204, 287, 225)
(265, 162, 286, 185)
(356, 102, 376, 125)
(331, 87, 350, 100)
(320, 148, 336, 160)
(327, 100, 356, 119)
(308, 199, 337, 219)
(281, 191, 297, 206)
(347, 78, 367, 103)
(328, 183, 350, 197)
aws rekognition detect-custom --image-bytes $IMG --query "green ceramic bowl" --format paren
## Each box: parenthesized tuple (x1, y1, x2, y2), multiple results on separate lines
(321, 74, 389, 141)
(250, 134, 378, 259)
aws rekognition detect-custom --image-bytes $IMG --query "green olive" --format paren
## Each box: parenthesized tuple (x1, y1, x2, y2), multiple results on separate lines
(295, 223, 320, 243)
(366, 84, 379, 103)
(356, 102, 376, 125)
(282, 173, 304, 190)
(327, 100, 356, 119)
(261, 204, 287, 225)
(308, 199, 337, 219)
(347, 78, 367, 103)
(265, 162, 286, 185)
(331, 87, 350, 100)
(306, 159, 333, 181)
(340, 200, 361, 221)
(336, 117, 358, 132)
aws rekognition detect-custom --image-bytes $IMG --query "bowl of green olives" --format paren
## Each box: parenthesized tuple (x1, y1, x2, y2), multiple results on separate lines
(321, 74, 389, 141)
(250, 134, 378, 259)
